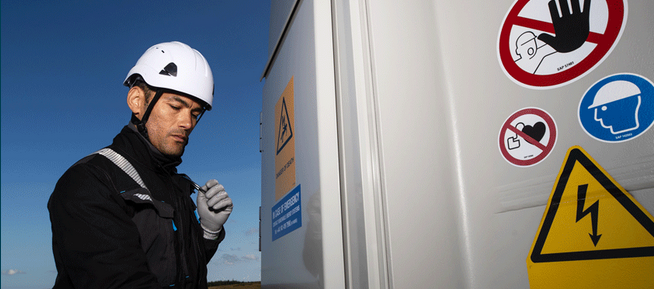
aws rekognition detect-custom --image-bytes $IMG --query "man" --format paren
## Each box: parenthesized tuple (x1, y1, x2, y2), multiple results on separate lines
(48, 41, 233, 288)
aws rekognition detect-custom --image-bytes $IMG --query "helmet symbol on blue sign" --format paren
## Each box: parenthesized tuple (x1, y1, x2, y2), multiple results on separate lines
(589, 80, 641, 134)
(579, 74, 654, 143)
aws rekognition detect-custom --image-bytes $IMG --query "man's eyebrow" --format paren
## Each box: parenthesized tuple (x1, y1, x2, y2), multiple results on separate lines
(168, 95, 191, 107)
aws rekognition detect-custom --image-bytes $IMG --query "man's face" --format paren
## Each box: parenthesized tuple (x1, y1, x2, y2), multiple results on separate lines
(145, 93, 204, 157)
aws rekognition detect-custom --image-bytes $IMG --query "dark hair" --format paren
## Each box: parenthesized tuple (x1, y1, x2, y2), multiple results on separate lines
(132, 78, 155, 106)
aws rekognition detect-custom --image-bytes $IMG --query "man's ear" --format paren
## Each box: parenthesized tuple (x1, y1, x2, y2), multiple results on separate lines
(127, 86, 146, 120)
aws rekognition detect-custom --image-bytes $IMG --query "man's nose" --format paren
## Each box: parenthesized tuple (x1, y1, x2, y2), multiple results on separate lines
(178, 111, 195, 130)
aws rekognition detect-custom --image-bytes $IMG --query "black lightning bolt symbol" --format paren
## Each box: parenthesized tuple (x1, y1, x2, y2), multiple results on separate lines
(576, 184, 602, 246)
(281, 117, 288, 140)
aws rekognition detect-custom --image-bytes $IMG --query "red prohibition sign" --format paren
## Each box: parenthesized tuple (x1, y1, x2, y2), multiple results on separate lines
(498, 0, 626, 89)
(499, 108, 557, 167)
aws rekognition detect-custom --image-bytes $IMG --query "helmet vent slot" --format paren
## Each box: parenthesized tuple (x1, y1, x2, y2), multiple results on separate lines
(159, 62, 177, 77)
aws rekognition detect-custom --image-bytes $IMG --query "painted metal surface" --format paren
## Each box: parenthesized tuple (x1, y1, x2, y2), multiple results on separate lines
(261, 0, 654, 288)
(261, 1, 344, 288)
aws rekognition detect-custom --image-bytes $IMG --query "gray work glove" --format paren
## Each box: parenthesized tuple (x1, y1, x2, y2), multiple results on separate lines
(197, 179, 233, 239)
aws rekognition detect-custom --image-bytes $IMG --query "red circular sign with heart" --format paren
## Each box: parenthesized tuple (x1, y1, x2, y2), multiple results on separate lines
(499, 107, 557, 167)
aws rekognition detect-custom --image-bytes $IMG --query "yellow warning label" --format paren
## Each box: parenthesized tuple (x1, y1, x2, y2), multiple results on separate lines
(274, 77, 295, 201)
(527, 146, 654, 289)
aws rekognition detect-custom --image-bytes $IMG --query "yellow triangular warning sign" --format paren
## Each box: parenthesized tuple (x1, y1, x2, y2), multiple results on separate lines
(276, 97, 293, 155)
(527, 146, 654, 289)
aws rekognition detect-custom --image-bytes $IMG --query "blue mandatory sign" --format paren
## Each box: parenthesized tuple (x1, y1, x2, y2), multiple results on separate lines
(579, 73, 654, 143)
(272, 184, 302, 241)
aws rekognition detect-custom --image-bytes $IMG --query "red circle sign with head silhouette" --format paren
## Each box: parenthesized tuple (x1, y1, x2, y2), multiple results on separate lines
(499, 107, 557, 167)
(497, 0, 627, 89)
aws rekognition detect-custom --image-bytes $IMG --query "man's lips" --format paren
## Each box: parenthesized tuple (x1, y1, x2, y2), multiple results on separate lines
(171, 134, 188, 143)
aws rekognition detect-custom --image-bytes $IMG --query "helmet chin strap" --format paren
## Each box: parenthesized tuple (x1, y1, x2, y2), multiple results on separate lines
(134, 89, 164, 141)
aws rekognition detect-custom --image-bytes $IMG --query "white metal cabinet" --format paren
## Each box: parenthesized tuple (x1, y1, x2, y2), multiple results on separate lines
(261, 0, 654, 288)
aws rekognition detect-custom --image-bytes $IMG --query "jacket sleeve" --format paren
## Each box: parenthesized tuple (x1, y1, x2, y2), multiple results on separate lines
(48, 163, 161, 289)
(202, 227, 225, 264)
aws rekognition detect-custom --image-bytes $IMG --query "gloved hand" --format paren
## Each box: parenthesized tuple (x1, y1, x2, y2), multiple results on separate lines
(197, 179, 233, 239)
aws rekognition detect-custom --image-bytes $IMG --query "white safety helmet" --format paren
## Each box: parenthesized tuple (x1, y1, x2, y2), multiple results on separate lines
(588, 80, 641, 109)
(124, 41, 214, 110)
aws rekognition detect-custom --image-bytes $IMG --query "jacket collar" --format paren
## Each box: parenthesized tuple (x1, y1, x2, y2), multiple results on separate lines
(110, 122, 183, 173)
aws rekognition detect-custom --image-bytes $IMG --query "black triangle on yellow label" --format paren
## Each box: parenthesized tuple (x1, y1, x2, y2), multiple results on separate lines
(530, 146, 654, 263)
(276, 97, 293, 156)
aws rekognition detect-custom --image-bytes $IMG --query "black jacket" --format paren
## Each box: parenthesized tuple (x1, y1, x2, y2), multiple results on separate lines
(48, 125, 224, 288)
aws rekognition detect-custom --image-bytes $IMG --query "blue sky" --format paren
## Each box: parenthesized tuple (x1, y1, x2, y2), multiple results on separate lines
(1, 1, 270, 287)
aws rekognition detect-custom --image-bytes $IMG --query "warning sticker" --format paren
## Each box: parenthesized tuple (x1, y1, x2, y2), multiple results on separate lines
(275, 77, 296, 201)
(578, 73, 654, 143)
(527, 146, 654, 288)
(498, 107, 557, 167)
(498, 0, 627, 89)
(272, 184, 302, 241)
